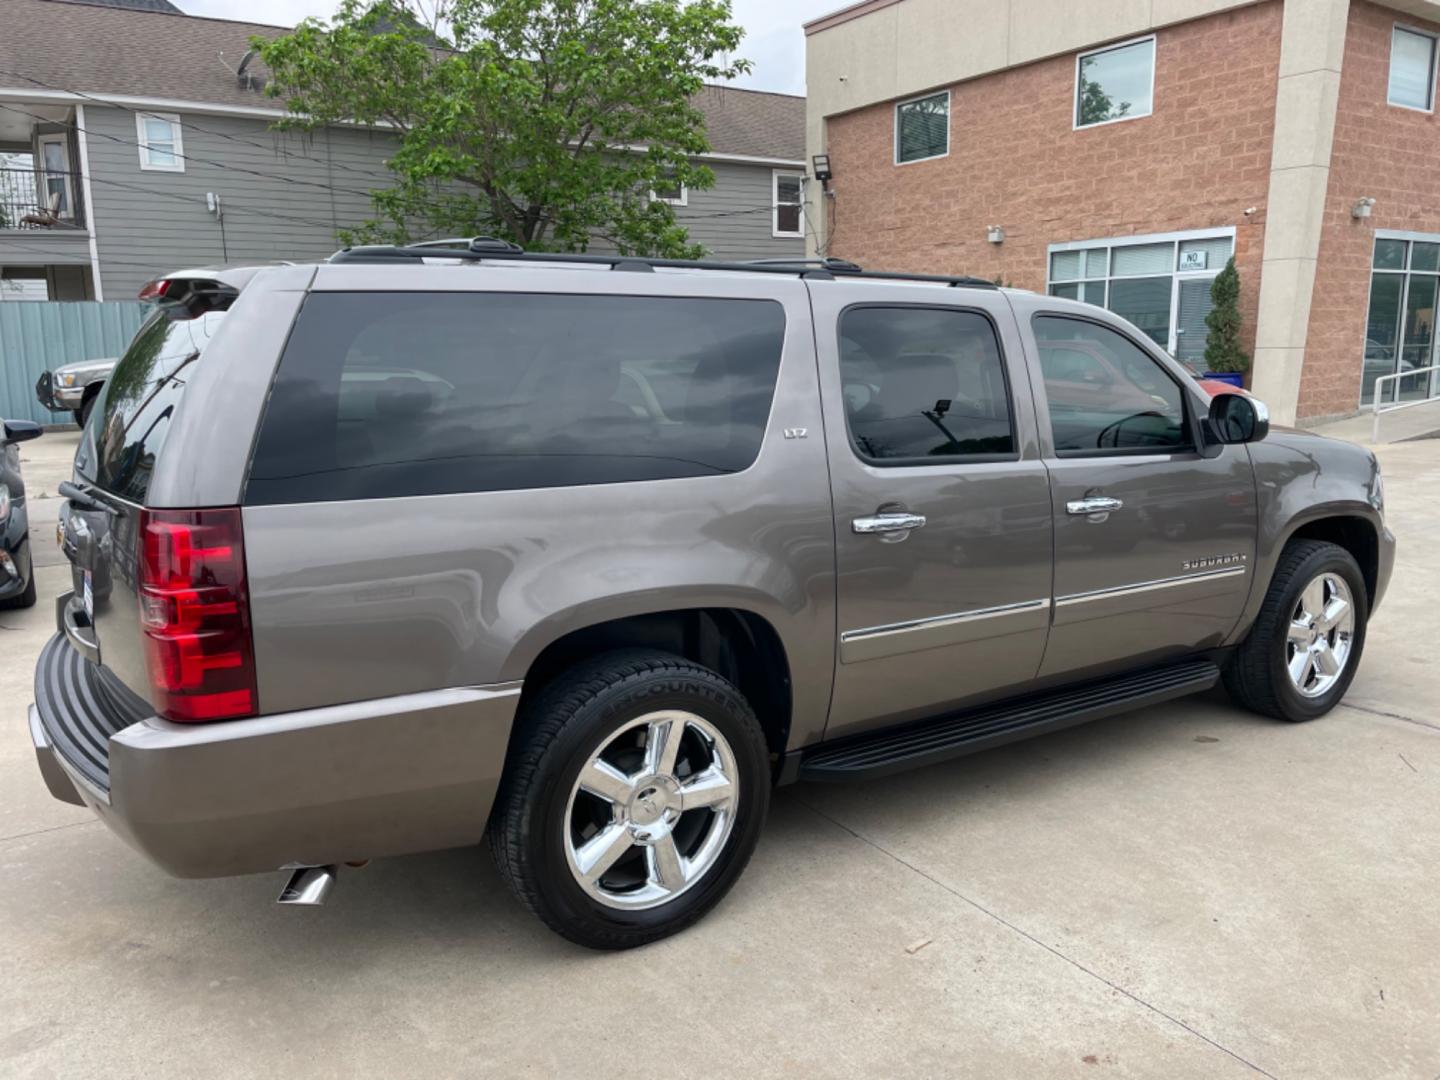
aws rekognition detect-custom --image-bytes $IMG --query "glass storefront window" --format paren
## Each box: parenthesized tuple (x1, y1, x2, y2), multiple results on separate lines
(1107, 277, 1172, 347)
(1363, 236, 1440, 406)
(1048, 232, 1235, 359)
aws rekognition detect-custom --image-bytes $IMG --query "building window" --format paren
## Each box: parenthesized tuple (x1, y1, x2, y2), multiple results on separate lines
(649, 169, 687, 206)
(1047, 230, 1234, 363)
(1075, 37, 1155, 128)
(0, 267, 50, 302)
(772, 170, 804, 238)
(136, 112, 184, 172)
(894, 91, 949, 164)
(1362, 234, 1440, 405)
(1389, 26, 1437, 111)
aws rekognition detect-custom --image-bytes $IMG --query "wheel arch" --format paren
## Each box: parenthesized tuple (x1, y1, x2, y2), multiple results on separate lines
(1284, 514, 1379, 610)
(509, 607, 795, 773)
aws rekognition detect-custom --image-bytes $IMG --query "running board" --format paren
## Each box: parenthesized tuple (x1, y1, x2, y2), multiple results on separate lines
(799, 660, 1220, 782)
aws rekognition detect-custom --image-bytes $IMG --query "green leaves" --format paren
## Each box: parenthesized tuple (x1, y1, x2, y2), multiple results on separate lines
(1203, 257, 1250, 374)
(254, 0, 749, 256)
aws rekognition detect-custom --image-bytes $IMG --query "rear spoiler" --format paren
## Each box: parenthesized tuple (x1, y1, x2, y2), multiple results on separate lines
(138, 263, 285, 315)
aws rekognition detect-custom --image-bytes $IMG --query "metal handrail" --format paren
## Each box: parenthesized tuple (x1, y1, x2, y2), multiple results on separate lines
(0, 165, 84, 230)
(1372, 363, 1440, 442)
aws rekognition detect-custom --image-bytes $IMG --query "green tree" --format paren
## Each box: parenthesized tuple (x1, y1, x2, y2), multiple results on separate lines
(254, 0, 750, 256)
(1203, 256, 1250, 374)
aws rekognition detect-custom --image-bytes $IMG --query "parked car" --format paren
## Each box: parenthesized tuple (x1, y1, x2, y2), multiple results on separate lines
(35, 357, 117, 427)
(30, 246, 1393, 950)
(1, 418, 43, 610)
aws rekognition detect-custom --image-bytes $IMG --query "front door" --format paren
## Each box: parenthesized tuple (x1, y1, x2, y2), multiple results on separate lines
(1025, 308, 1256, 680)
(812, 287, 1054, 741)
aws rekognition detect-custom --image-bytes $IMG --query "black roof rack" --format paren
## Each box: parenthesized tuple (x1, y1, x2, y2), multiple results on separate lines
(326, 239, 999, 289)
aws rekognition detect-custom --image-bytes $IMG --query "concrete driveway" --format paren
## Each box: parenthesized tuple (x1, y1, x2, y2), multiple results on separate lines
(2, 431, 1437, 1079)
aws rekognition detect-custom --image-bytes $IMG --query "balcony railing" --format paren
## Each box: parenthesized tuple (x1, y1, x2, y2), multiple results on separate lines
(0, 166, 85, 230)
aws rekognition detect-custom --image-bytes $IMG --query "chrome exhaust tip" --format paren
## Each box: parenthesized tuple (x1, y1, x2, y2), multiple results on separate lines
(277, 865, 337, 906)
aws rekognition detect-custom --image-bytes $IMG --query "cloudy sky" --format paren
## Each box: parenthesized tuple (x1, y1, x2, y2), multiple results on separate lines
(176, 0, 841, 95)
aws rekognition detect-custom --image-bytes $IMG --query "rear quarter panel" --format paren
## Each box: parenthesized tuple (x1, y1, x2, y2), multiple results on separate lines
(241, 267, 837, 749)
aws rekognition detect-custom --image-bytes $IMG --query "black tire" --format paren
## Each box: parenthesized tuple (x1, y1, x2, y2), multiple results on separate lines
(487, 649, 770, 950)
(1224, 540, 1367, 722)
(77, 390, 97, 429)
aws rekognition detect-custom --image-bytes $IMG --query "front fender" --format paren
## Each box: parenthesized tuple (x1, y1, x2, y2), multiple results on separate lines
(1228, 432, 1386, 643)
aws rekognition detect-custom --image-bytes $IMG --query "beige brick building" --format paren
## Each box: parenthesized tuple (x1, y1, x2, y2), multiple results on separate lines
(804, 0, 1440, 423)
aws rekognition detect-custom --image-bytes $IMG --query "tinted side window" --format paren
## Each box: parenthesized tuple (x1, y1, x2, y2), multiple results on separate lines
(91, 309, 224, 502)
(1034, 315, 1189, 454)
(838, 306, 1014, 463)
(245, 293, 786, 504)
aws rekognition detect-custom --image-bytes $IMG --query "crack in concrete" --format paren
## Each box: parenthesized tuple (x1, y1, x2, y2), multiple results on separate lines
(1339, 702, 1440, 733)
(0, 819, 99, 845)
(798, 798, 1280, 1080)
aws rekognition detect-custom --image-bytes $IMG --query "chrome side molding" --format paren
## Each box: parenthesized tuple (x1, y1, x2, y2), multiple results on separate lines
(1056, 565, 1246, 607)
(842, 598, 1051, 644)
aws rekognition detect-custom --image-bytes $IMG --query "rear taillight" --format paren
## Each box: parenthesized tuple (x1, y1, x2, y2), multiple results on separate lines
(138, 278, 172, 301)
(138, 507, 257, 722)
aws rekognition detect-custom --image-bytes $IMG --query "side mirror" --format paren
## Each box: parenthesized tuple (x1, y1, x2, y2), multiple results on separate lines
(1206, 393, 1269, 446)
(2, 419, 43, 445)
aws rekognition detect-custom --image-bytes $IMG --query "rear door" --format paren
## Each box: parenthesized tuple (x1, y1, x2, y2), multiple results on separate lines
(810, 284, 1054, 740)
(1020, 303, 1257, 680)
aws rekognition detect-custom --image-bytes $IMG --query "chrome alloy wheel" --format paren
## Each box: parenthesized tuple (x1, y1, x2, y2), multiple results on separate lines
(1286, 572, 1356, 698)
(564, 711, 740, 911)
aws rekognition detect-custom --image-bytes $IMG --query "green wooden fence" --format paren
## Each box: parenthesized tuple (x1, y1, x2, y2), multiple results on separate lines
(0, 301, 149, 424)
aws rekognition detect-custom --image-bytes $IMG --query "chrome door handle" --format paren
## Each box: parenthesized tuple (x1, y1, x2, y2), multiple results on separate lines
(853, 512, 927, 535)
(1066, 496, 1124, 516)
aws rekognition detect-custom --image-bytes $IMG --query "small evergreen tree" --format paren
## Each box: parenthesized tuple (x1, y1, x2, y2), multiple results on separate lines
(1203, 256, 1249, 374)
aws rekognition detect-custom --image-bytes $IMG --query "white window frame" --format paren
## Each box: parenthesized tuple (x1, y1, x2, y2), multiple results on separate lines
(893, 89, 950, 166)
(1387, 24, 1438, 113)
(771, 169, 805, 239)
(648, 169, 687, 206)
(135, 111, 184, 172)
(1073, 35, 1156, 131)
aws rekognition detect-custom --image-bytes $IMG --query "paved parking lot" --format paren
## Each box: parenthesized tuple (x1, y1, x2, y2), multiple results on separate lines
(2, 430, 1438, 1079)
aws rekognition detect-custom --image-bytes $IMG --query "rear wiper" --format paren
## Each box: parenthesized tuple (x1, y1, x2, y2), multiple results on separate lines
(59, 480, 110, 513)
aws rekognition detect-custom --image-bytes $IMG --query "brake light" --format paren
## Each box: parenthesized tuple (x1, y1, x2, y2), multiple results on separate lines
(138, 278, 172, 301)
(138, 507, 257, 722)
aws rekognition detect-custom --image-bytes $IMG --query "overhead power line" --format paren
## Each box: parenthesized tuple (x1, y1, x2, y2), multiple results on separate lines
(0, 68, 399, 186)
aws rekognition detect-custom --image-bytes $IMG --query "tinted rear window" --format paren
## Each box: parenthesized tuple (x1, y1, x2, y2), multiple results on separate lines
(91, 309, 224, 503)
(244, 292, 787, 504)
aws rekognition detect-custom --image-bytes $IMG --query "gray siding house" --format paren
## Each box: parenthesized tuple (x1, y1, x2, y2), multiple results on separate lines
(0, 0, 806, 303)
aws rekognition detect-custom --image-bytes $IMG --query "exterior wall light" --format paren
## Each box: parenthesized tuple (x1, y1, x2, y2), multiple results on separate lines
(987, 225, 1005, 244)
(812, 154, 833, 195)
(1352, 197, 1376, 219)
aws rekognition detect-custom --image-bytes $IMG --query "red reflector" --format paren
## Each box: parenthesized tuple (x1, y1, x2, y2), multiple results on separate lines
(138, 278, 171, 301)
(138, 507, 257, 723)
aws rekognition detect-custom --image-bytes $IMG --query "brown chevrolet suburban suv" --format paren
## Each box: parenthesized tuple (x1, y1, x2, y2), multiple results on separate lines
(30, 243, 1393, 949)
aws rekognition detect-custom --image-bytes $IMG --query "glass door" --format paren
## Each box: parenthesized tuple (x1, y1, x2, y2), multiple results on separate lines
(1364, 237, 1440, 406)
(35, 134, 72, 220)
(1172, 276, 1216, 364)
